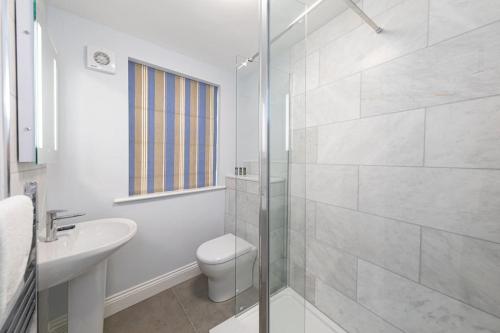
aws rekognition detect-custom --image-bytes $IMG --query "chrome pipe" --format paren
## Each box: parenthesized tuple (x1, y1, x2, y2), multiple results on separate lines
(258, 0, 270, 331)
(343, 0, 383, 33)
(240, 0, 382, 69)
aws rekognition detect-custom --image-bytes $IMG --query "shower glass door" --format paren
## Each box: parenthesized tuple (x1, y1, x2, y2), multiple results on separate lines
(234, 54, 260, 316)
(266, 0, 308, 332)
(266, 0, 500, 333)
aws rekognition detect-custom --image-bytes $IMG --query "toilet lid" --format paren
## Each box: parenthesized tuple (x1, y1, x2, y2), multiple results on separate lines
(196, 233, 255, 265)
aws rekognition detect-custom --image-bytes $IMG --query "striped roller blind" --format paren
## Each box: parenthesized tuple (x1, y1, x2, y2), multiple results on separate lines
(128, 61, 218, 195)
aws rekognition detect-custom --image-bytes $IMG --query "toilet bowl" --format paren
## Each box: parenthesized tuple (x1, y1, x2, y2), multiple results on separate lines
(196, 233, 257, 302)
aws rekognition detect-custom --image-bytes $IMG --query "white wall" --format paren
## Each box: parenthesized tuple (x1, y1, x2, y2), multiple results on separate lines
(45, 6, 236, 296)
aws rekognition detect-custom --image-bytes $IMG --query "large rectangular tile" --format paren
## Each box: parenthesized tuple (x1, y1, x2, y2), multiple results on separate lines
(316, 203, 420, 280)
(236, 191, 259, 226)
(362, 22, 500, 116)
(307, 241, 357, 299)
(270, 178, 285, 197)
(315, 280, 403, 333)
(317, 109, 425, 166)
(225, 177, 236, 190)
(306, 164, 358, 209)
(306, 127, 318, 164)
(358, 260, 500, 333)
(306, 8, 363, 56)
(291, 58, 305, 96)
(290, 196, 316, 241)
(319, 0, 428, 84)
(359, 166, 500, 243)
(291, 129, 306, 163)
(245, 223, 258, 248)
(289, 262, 305, 297)
(290, 263, 317, 305)
(290, 50, 318, 95)
(429, 0, 500, 45)
(246, 180, 259, 195)
(236, 179, 247, 192)
(306, 52, 319, 91)
(270, 195, 286, 231)
(104, 289, 196, 333)
(290, 39, 306, 64)
(289, 196, 306, 233)
(290, 163, 306, 198)
(291, 93, 306, 130)
(363, 0, 404, 18)
(270, 228, 285, 264)
(225, 189, 235, 216)
(425, 95, 500, 169)
(172, 276, 233, 333)
(421, 228, 500, 317)
(224, 214, 235, 234)
(306, 74, 360, 127)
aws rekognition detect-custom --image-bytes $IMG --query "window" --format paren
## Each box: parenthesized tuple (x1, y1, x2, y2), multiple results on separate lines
(128, 61, 218, 195)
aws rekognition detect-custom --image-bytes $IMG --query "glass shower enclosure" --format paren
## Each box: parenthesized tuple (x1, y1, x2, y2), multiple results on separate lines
(231, 0, 500, 332)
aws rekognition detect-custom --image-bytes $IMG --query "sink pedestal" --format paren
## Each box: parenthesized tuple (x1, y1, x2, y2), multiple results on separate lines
(68, 260, 107, 333)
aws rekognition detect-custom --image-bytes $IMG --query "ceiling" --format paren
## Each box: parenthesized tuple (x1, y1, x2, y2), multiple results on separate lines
(46, 0, 260, 68)
(46, 0, 352, 69)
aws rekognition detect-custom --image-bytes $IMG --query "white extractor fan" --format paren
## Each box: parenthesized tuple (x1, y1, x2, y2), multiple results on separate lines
(86, 46, 116, 74)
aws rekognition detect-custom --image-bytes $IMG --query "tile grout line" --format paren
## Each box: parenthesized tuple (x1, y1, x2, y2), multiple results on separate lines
(292, 18, 500, 101)
(313, 235, 418, 283)
(359, 71, 363, 118)
(303, 92, 500, 131)
(355, 258, 500, 321)
(312, 199, 500, 247)
(355, 257, 359, 301)
(315, 274, 406, 333)
(418, 226, 423, 284)
(426, 0, 431, 47)
(356, 165, 360, 210)
(422, 108, 427, 166)
(427, 15, 500, 48)
(325, 253, 500, 323)
(171, 288, 199, 333)
(290, 160, 500, 172)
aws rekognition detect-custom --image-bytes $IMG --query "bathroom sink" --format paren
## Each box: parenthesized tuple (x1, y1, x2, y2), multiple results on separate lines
(38, 218, 137, 291)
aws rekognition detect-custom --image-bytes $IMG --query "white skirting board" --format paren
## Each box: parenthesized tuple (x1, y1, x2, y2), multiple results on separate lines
(104, 262, 201, 318)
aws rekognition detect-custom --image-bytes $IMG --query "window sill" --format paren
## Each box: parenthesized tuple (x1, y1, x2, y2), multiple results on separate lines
(113, 186, 226, 204)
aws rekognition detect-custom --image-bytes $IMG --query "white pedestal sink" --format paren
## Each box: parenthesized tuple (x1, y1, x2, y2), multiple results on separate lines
(38, 218, 137, 333)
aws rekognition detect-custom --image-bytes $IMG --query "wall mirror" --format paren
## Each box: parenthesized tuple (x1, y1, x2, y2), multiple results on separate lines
(17, 0, 58, 164)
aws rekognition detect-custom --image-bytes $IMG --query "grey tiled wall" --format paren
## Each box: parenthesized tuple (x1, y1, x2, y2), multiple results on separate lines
(289, 0, 500, 332)
(224, 175, 287, 298)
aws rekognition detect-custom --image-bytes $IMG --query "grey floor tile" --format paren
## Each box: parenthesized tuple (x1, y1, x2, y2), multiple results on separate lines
(172, 276, 234, 333)
(104, 275, 235, 333)
(104, 289, 196, 333)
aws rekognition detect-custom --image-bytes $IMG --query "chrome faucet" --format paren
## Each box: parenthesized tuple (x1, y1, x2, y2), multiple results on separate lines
(44, 210, 86, 242)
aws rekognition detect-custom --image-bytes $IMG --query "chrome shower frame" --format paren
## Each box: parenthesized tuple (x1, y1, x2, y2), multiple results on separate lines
(258, 0, 270, 332)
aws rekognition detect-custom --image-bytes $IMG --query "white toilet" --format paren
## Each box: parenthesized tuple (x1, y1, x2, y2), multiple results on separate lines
(196, 233, 257, 302)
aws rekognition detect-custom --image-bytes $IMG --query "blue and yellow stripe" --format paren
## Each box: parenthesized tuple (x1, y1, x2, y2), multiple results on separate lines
(128, 61, 218, 195)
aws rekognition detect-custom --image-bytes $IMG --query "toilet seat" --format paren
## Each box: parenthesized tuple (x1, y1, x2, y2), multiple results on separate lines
(196, 233, 254, 265)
